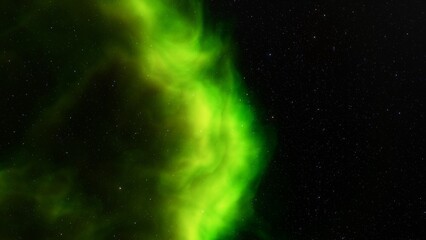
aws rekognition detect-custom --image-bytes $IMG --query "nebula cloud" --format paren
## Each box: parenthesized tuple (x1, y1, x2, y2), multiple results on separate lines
(0, 0, 269, 239)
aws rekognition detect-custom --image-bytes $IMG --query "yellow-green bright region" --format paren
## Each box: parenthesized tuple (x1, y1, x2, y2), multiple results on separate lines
(119, 1, 267, 239)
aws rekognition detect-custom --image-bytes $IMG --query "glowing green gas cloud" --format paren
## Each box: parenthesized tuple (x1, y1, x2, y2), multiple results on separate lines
(0, 0, 268, 239)
(122, 1, 266, 238)
(117, 1, 267, 238)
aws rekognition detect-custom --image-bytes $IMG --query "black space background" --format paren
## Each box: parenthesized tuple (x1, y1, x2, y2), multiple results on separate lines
(208, 1, 426, 240)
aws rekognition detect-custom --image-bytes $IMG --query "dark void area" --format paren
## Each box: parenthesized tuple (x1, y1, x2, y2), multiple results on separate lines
(207, 0, 426, 239)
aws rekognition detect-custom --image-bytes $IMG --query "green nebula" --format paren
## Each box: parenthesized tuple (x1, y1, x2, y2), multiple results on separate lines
(0, 0, 269, 239)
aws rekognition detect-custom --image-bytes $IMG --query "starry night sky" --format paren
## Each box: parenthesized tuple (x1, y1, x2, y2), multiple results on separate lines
(208, 0, 426, 239)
